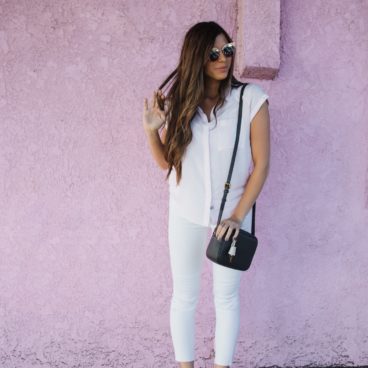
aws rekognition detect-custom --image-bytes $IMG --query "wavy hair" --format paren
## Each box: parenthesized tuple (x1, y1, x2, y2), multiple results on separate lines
(158, 21, 243, 185)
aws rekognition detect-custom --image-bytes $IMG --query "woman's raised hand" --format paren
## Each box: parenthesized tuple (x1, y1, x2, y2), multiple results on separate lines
(143, 90, 166, 133)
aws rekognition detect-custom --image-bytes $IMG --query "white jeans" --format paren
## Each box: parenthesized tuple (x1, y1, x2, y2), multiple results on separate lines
(168, 205, 246, 366)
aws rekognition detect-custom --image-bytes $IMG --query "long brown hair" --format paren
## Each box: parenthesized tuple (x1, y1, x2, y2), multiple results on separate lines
(158, 21, 243, 185)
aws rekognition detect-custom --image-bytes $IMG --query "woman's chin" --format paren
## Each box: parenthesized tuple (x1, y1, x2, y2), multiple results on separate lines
(206, 72, 229, 81)
(216, 74, 229, 80)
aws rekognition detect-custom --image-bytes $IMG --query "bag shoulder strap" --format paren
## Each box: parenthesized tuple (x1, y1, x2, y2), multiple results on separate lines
(216, 82, 256, 235)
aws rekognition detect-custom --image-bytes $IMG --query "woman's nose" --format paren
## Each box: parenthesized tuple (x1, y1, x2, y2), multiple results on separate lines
(218, 51, 227, 62)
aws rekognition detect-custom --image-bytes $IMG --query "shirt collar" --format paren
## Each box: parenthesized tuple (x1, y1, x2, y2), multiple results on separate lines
(195, 87, 234, 124)
(224, 86, 233, 102)
(197, 86, 233, 111)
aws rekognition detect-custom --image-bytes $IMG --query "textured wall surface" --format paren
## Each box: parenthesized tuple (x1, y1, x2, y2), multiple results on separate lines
(237, 0, 280, 79)
(0, 0, 367, 367)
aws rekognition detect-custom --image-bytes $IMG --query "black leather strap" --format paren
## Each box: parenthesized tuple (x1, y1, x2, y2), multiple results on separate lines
(215, 83, 256, 236)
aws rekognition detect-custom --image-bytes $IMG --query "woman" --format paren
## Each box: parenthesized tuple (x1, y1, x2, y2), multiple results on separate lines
(143, 21, 270, 368)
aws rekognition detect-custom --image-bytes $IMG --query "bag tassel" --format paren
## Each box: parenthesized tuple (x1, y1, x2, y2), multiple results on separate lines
(228, 238, 237, 262)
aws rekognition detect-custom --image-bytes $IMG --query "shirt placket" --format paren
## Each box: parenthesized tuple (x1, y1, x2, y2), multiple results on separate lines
(209, 128, 219, 227)
(196, 106, 216, 227)
(203, 123, 212, 227)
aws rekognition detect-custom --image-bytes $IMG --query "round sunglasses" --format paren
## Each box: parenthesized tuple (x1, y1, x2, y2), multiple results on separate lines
(209, 42, 236, 61)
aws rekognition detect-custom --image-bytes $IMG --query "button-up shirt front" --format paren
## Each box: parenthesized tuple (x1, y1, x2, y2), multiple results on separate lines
(167, 83, 269, 230)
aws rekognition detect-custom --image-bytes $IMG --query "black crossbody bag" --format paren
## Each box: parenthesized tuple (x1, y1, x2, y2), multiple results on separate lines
(206, 83, 258, 271)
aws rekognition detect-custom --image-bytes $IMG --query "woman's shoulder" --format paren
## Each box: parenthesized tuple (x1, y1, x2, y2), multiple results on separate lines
(230, 82, 268, 103)
(228, 82, 249, 102)
(245, 82, 268, 95)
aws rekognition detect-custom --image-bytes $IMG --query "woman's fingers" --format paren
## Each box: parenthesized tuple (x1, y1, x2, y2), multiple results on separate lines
(216, 221, 239, 241)
(233, 228, 240, 241)
(154, 90, 159, 108)
(156, 90, 164, 110)
(224, 226, 235, 241)
(148, 89, 165, 111)
(158, 110, 165, 121)
(216, 223, 227, 239)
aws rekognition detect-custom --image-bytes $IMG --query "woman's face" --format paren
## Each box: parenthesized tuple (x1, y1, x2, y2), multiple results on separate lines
(203, 33, 233, 81)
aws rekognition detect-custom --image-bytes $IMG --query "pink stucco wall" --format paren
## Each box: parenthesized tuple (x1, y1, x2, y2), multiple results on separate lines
(0, 0, 367, 367)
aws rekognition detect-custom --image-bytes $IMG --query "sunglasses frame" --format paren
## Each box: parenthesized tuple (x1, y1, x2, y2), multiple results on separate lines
(209, 42, 236, 62)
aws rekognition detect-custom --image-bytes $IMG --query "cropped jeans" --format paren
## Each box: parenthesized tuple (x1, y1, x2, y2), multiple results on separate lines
(168, 205, 247, 366)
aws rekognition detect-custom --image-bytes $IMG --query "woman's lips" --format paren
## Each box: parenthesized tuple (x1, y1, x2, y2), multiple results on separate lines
(216, 67, 228, 71)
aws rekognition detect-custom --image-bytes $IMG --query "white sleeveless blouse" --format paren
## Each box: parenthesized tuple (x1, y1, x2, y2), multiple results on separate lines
(167, 83, 269, 230)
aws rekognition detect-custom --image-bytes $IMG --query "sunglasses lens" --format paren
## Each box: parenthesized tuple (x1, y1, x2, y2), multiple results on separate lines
(209, 50, 220, 61)
(223, 45, 235, 56)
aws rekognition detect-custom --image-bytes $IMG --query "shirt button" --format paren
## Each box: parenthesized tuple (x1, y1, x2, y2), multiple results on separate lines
(210, 205, 214, 209)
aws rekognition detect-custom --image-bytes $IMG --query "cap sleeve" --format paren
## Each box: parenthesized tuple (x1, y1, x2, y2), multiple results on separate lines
(248, 83, 270, 123)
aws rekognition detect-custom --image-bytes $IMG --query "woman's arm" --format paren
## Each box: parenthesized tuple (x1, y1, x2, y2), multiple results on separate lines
(230, 100, 270, 223)
(145, 126, 169, 170)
